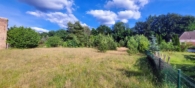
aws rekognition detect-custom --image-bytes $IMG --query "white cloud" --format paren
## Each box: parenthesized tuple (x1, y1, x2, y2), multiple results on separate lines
(19, 0, 74, 13)
(105, 0, 139, 10)
(27, 11, 78, 28)
(117, 10, 141, 21)
(105, 0, 148, 10)
(87, 10, 117, 25)
(31, 27, 49, 33)
(87, 0, 149, 25)
(24, 0, 89, 28)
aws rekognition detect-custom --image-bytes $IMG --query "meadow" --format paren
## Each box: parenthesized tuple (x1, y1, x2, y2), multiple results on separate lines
(162, 52, 195, 79)
(0, 48, 158, 88)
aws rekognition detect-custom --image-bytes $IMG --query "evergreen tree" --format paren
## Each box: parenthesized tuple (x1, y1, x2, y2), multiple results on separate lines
(149, 35, 159, 52)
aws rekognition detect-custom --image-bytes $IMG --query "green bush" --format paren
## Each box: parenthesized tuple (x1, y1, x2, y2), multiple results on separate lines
(7, 26, 40, 48)
(160, 40, 175, 51)
(46, 36, 62, 47)
(66, 36, 80, 47)
(119, 40, 125, 47)
(127, 37, 138, 54)
(95, 34, 117, 52)
(107, 36, 117, 50)
(97, 38, 108, 52)
(127, 35, 149, 54)
(136, 35, 150, 52)
(179, 42, 192, 52)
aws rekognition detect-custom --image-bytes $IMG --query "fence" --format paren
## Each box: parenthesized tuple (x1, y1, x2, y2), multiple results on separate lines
(146, 51, 195, 88)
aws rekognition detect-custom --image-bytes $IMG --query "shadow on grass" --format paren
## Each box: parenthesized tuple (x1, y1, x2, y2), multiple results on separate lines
(118, 57, 162, 87)
(184, 55, 195, 61)
(175, 64, 195, 80)
(117, 69, 143, 77)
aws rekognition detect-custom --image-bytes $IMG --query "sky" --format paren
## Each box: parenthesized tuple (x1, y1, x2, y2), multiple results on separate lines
(0, 0, 195, 33)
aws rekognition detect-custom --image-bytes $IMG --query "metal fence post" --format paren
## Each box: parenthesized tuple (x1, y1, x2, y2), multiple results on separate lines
(177, 69, 181, 88)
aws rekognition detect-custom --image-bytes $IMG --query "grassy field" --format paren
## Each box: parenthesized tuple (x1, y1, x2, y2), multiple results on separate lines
(0, 48, 158, 88)
(162, 52, 195, 79)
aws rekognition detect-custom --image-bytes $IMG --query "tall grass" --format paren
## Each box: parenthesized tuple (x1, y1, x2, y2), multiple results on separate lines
(0, 48, 157, 88)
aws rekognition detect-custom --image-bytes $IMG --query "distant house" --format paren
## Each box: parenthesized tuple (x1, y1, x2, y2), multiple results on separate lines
(179, 31, 195, 45)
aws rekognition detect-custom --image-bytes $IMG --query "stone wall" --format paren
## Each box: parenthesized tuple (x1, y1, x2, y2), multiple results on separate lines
(0, 18, 8, 49)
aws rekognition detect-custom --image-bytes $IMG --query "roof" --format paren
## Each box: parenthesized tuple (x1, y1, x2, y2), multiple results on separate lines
(179, 31, 195, 40)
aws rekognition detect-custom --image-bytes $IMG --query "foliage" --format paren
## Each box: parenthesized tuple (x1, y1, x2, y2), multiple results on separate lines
(134, 13, 195, 41)
(127, 35, 150, 54)
(112, 22, 128, 42)
(95, 34, 117, 52)
(137, 35, 150, 52)
(96, 25, 112, 35)
(160, 40, 175, 51)
(67, 21, 86, 46)
(119, 40, 125, 47)
(127, 37, 138, 54)
(7, 26, 40, 48)
(46, 36, 62, 47)
(180, 42, 193, 52)
(54, 29, 67, 41)
(66, 36, 80, 47)
(149, 35, 159, 52)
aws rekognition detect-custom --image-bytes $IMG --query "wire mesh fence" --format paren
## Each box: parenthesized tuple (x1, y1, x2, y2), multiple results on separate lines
(146, 51, 195, 88)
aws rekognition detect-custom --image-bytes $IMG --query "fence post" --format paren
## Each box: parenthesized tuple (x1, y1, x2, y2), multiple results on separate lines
(177, 69, 181, 88)
(167, 56, 170, 64)
(159, 58, 161, 70)
(163, 55, 166, 61)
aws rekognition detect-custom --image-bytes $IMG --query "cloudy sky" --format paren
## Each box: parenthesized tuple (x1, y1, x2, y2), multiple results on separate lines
(0, 0, 195, 32)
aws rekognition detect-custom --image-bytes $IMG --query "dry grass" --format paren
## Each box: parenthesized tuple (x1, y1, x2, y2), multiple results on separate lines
(0, 47, 156, 88)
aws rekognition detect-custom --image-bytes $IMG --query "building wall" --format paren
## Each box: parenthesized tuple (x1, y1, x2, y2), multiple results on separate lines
(180, 39, 195, 42)
(0, 18, 8, 49)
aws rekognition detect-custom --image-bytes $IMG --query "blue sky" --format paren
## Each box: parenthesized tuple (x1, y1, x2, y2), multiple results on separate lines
(0, 0, 195, 32)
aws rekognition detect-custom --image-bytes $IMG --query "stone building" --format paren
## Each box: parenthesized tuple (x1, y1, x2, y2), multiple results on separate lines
(0, 17, 8, 49)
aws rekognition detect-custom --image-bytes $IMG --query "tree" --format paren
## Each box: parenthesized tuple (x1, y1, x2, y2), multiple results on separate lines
(7, 26, 40, 48)
(55, 29, 67, 41)
(66, 21, 85, 46)
(112, 22, 126, 42)
(96, 25, 112, 35)
(91, 28, 98, 35)
(149, 35, 159, 52)
(134, 13, 195, 42)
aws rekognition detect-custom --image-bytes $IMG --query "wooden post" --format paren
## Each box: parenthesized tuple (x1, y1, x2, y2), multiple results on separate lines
(158, 52, 160, 57)
(163, 55, 166, 61)
(159, 58, 161, 70)
(167, 56, 170, 64)
(155, 51, 158, 56)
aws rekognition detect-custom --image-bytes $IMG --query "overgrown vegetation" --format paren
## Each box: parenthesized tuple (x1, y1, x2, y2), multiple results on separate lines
(127, 35, 150, 54)
(7, 26, 40, 48)
(0, 48, 158, 88)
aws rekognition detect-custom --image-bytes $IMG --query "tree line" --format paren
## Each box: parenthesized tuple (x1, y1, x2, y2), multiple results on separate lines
(7, 13, 195, 53)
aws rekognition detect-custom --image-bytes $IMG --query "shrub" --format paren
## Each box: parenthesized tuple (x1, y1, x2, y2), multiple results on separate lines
(136, 35, 150, 52)
(107, 36, 117, 50)
(95, 34, 117, 52)
(7, 26, 40, 48)
(46, 36, 62, 47)
(97, 38, 108, 52)
(179, 42, 193, 52)
(160, 40, 175, 51)
(119, 40, 125, 47)
(127, 35, 150, 54)
(66, 36, 80, 47)
(127, 37, 138, 54)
